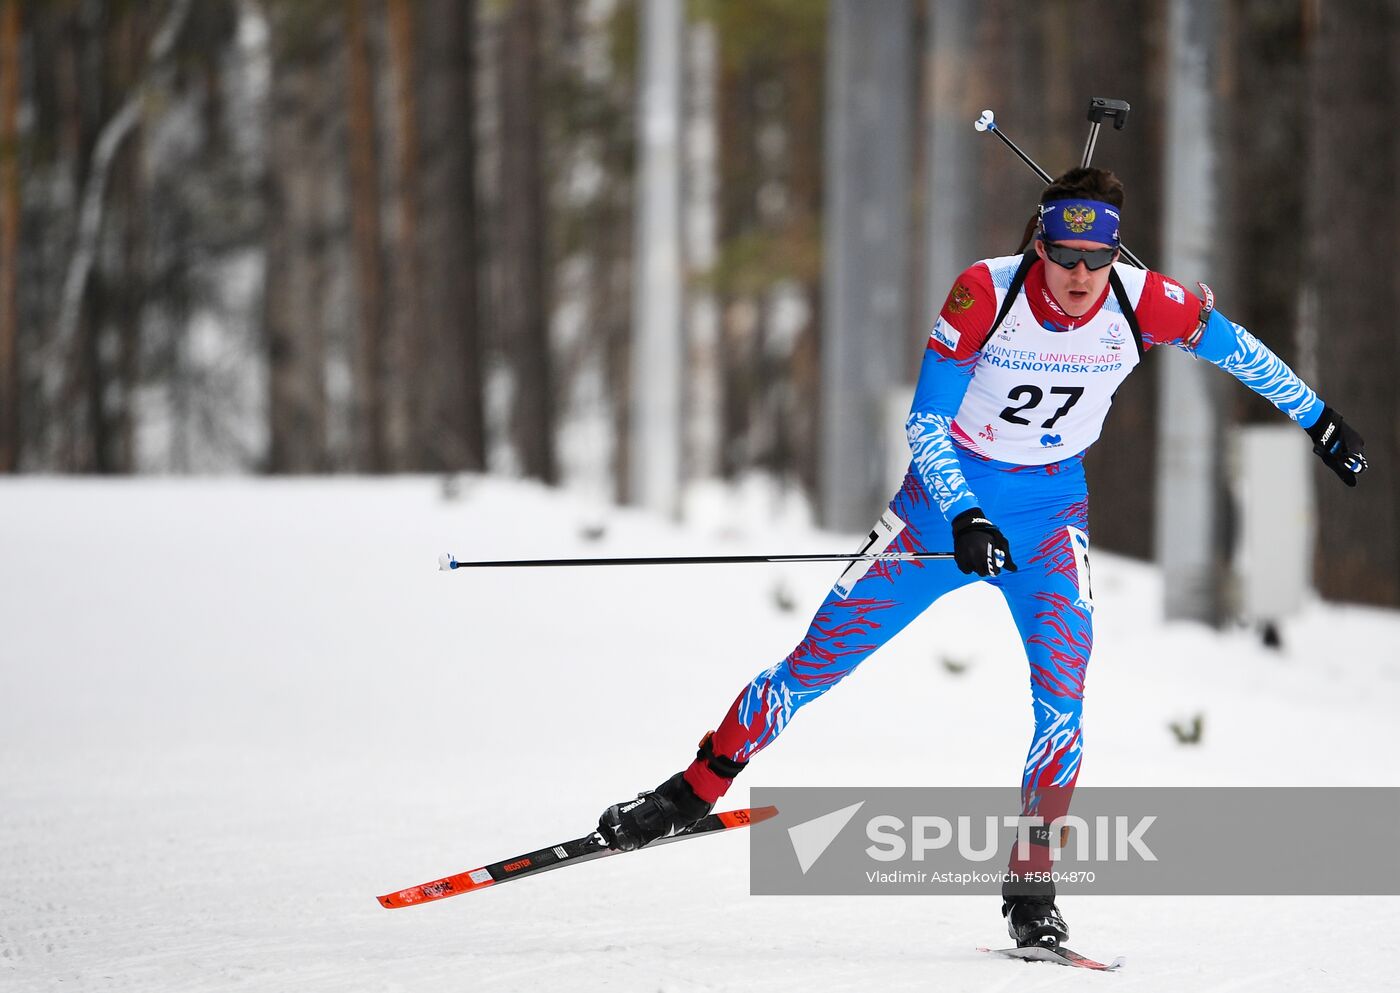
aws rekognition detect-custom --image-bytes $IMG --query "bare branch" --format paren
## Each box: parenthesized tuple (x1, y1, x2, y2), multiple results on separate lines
(44, 0, 194, 406)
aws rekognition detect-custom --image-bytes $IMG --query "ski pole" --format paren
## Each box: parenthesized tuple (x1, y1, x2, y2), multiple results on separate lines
(974, 104, 1147, 271)
(974, 107, 1053, 184)
(438, 551, 955, 571)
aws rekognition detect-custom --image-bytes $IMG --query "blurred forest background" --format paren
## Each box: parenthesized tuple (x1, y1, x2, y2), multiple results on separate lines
(1, 0, 1396, 607)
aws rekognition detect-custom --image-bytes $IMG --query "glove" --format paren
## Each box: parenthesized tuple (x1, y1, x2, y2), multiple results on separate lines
(1305, 406, 1368, 487)
(951, 507, 1018, 576)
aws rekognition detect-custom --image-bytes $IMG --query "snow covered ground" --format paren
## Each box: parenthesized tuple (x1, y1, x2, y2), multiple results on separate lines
(2, 475, 1397, 992)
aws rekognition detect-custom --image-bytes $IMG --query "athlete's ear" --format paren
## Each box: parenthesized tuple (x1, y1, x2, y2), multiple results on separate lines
(1033, 239, 1046, 260)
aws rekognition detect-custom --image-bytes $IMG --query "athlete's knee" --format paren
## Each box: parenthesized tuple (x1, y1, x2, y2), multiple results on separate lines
(1030, 689, 1083, 731)
(783, 635, 863, 693)
(1025, 644, 1089, 703)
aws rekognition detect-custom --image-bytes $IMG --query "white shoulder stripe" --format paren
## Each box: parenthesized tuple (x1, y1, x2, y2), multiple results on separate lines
(1109, 261, 1148, 309)
(979, 254, 1030, 291)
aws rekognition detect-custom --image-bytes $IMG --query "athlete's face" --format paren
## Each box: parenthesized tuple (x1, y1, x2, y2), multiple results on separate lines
(1036, 238, 1117, 317)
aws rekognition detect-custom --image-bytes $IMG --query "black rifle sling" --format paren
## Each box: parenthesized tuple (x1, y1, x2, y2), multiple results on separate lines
(987, 253, 1145, 365)
(988, 251, 1038, 339)
(1108, 268, 1146, 359)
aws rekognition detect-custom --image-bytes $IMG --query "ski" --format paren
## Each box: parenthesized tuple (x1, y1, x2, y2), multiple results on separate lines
(377, 805, 778, 909)
(979, 945, 1125, 971)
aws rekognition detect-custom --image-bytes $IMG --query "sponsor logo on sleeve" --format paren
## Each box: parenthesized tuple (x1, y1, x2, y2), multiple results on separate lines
(930, 318, 961, 353)
(1163, 280, 1185, 305)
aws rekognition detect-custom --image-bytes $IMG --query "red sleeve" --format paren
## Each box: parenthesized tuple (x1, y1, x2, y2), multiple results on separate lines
(926, 263, 997, 360)
(1135, 271, 1204, 349)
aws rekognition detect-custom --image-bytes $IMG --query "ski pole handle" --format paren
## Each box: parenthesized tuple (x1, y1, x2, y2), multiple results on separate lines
(1082, 97, 1130, 168)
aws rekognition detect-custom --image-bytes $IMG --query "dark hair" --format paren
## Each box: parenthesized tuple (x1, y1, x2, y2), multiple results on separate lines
(1015, 167, 1125, 254)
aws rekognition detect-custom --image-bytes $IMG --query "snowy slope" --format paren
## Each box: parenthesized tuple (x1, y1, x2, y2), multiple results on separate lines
(1, 476, 1397, 992)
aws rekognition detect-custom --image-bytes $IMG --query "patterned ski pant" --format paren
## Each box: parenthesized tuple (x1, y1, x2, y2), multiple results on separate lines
(691, 453, 1094, 874)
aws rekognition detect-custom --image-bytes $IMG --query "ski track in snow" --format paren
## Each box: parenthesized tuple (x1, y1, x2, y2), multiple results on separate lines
(1, 476, 1397, 992)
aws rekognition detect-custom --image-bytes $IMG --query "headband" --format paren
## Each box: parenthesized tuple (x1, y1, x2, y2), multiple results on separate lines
(1039, 198, 1121, 245)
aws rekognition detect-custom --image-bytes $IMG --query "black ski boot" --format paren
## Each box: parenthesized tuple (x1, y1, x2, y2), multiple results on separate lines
(597, 772, 713, 851)
(1003, 896, 1070, 948)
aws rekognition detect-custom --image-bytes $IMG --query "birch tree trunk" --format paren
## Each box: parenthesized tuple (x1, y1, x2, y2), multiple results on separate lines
(384, 0, 419, 469)
(344, 0, 386, 471)
(0, 0, 19, 471)
(821, 0, 913, 530)
(629, 0, 682, 511)
(1155, 0, 1228, 624)
(683, 18, 720, 484)
(498, 0, 555, 484)
(414, 0, 482, 470)
(264, 3, 339, 473)
(781, 10, 825, 503)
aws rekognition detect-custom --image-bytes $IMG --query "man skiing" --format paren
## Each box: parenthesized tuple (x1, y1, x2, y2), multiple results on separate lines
(597, 167, 1368, 948)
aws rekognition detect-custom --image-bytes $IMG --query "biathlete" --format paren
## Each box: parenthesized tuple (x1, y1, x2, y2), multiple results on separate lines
(597, 167, 1368, 948)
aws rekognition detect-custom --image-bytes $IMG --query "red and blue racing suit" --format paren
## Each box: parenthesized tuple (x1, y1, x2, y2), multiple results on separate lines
(682, 255, 1325, 879)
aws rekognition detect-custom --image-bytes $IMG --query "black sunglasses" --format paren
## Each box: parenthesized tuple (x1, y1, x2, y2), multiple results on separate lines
(1042, 240, 1118, 271)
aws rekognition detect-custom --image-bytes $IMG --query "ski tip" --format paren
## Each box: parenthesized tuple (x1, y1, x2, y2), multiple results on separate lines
(715, 805, 779, 829)
(749, 804, 779, 824)
(438, 552, 457, 571)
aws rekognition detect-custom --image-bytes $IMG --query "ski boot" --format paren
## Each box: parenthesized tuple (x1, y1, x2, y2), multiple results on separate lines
(1003, 896, 1070, 948)
(597, 771, 713, 851)
(597, 733, 748, 851)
